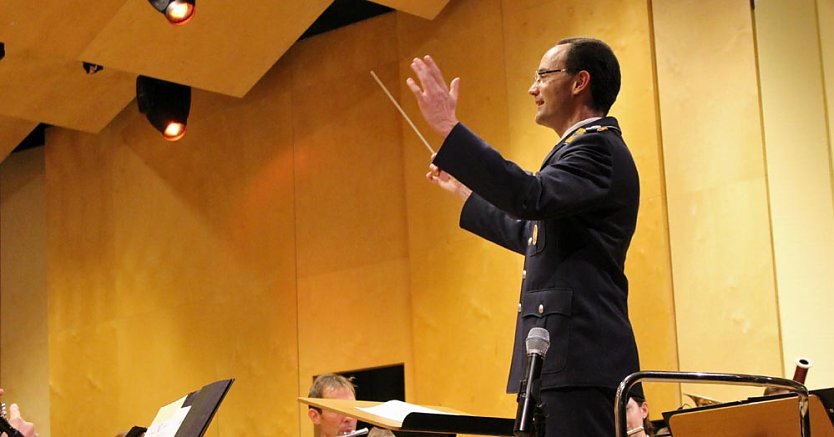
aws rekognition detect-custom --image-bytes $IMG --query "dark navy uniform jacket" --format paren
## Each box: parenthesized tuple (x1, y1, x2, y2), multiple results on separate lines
(433, 116, 641, 393)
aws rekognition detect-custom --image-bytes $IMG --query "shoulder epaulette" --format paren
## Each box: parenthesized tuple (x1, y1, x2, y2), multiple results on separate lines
(583, 125, 621, 134)
(564, 125, 621, 144)
(564, 127, 586, 144)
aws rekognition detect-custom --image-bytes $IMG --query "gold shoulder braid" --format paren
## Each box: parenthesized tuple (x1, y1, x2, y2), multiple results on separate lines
(1, 402, 6, 419)
(564, 127, 586, 144)
(565, 125, 621, 144)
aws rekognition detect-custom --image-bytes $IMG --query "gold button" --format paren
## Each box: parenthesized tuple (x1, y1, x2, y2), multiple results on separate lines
(518, 303, 522, 313)
(522, 269, 527, 279)
(532, 224, 538, 245)
(538, 304, 544, 314)
(528, 237, 533, 246)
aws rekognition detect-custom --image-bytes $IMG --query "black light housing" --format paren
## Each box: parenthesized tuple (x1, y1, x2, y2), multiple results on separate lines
(136, 75, 191, 142)
(148, 0, 196, 25)
(83, 62, 104, 75)
(0, 42, 5, 61)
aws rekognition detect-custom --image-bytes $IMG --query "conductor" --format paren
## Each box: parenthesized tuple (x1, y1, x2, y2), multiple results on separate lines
(407, 37, 642, 436)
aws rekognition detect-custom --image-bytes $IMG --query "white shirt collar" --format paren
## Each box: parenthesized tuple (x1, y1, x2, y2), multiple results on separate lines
(557, 116, 603, 143)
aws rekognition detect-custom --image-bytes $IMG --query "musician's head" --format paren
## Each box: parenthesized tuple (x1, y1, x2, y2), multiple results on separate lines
(626, 395, 652, 437)
(307, 374, 358, 437)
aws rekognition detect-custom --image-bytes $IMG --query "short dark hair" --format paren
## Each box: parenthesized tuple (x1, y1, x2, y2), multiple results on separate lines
(556, 37, 621, 114)
(630, 395, 654, 435)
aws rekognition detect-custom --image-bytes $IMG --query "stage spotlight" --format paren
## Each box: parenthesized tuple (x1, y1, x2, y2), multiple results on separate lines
(136, 75, 191, 142)
(148, 0, 196, 25)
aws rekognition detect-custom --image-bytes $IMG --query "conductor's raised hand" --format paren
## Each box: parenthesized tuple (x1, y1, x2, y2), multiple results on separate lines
(407, 56, 460, 139)
(8, 404, 37, 437)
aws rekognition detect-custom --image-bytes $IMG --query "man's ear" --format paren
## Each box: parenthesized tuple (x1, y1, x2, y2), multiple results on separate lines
(308, 408, 322, 425)
(572, 70, 591, 95)
(640, 402, 649, 419)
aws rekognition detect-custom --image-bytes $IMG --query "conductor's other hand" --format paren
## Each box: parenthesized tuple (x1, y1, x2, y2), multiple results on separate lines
(427, 158, 471, 202)
(1, 389, 38, 437)
(407, 55, 459, 139)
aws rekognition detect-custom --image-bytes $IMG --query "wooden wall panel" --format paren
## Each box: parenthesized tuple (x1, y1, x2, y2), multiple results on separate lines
(821, 0, 834, 187)
(0, 149, 49, 436)
(755, 0, 834, 389)
(653, 0, 782, 401)
(47, 55, 299, 435)
(46, 125, 119, 434)
(290, 14, 415, 437)
(398, 0, 520, 417)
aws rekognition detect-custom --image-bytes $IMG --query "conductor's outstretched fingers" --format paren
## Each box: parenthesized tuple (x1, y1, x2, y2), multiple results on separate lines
(8, 404, 37, 437)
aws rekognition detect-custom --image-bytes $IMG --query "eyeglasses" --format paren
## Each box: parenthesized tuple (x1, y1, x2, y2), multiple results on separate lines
(534, 68, 570, 82)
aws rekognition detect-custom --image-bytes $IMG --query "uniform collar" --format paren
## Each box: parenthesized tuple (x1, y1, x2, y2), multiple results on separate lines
(557, 116, 602, 144)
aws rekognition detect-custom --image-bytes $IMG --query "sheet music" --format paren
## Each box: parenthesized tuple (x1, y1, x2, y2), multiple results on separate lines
(145, 395, 191, 437)
(356, 400, 455, 423)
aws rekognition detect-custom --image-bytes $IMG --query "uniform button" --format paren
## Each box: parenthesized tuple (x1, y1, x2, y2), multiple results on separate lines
(528, 237, 533, 246)
(518, 303, 522, 313)
(522, 270, 527, 279)
(532, 224, 538, 245)
(538, 304, 544, 314)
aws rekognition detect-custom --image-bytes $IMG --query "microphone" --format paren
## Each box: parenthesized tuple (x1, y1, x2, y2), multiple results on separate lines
(514, 327, 550, 437)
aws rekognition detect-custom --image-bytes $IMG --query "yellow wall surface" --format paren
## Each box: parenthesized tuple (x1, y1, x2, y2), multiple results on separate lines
(0, 149, 49, 436)
(653, 0, 783, 401)
(822, 0, 834, 183)
(289, 14, 416, 437)
(46, 55, 300, 435)
(398, 0, 519, 416)
(755, 0, 834, 388)
(4, 0, 834, 435)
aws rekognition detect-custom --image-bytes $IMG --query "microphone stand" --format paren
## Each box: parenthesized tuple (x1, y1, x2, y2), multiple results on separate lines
(532, 384, 546, 437)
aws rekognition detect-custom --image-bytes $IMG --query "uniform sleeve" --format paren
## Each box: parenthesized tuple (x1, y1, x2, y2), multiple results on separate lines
(434, 123, 614, 220)
(460, 193, 527, 255)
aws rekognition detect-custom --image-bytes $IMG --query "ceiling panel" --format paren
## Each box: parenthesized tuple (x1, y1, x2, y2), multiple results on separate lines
(0, 47, 135, 133)
(372, 0, 450, 19)
(80, 0, 333, 97)
(0, 0, 447, 158)
(0, 116, 37, 162)
(0, 0, 128, 58)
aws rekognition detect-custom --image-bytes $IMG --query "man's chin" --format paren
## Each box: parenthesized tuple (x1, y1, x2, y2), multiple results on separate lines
(534, 114, 552, 129)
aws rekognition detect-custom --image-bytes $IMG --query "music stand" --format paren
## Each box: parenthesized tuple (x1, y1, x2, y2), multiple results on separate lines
(299, 397, 515, 436)
(142, 378, 234, 437)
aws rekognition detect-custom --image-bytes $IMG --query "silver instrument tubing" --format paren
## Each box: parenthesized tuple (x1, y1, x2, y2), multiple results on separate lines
(614, 370, 811, 437)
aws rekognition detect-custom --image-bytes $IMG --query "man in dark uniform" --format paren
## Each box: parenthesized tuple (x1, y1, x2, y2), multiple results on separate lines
(407, 37, 641, 436)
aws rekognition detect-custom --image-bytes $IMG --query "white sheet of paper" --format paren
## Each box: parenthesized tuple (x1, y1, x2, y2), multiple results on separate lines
(145, 406, 190, 437)
(356, 400, 455, 423)
(145, 395, 191, 437)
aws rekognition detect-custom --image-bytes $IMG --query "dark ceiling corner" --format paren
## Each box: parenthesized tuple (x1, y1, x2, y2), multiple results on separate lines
(12, 124, 49, 154)
(300, 0, 393, 40)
